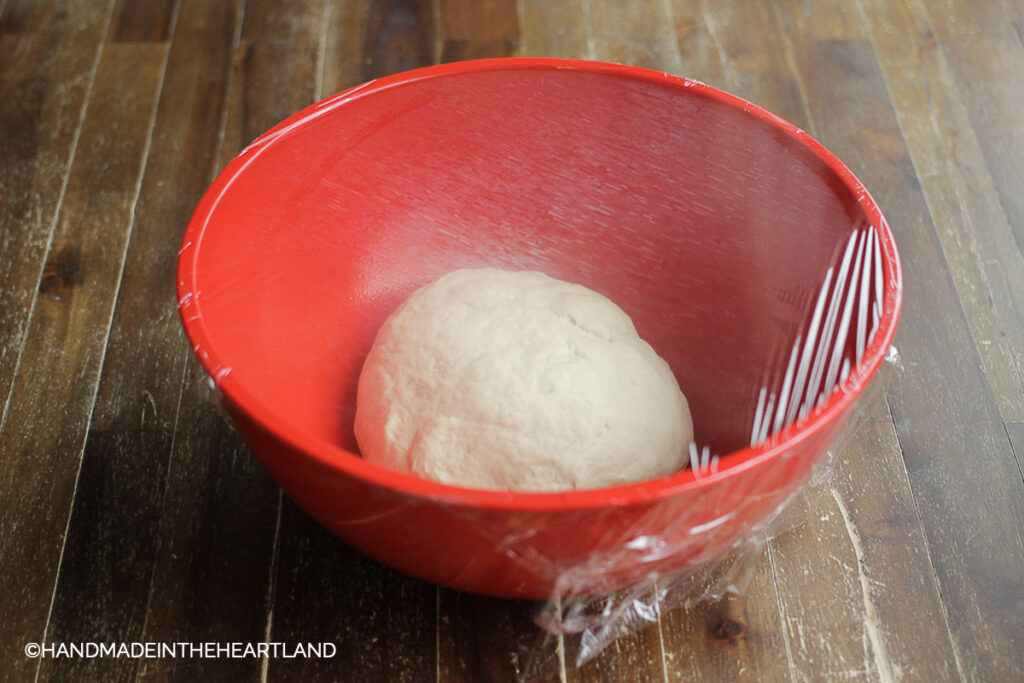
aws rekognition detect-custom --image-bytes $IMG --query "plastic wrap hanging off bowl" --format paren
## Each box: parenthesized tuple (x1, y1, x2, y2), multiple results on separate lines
(177, 59, 902, 599)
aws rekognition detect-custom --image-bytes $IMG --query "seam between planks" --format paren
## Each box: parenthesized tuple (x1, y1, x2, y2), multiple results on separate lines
(658, 0, 683, 76)
(33, 2, 182, 681)
(765, 542, 798, 683)
(315, 0, 330, 101)
(0, 0, 116, 440)
(516, 0, 526, 56)
(434, 586, 440, 683)
(652, 579, 670, 683)
(132, 335, 192, 680)
(578, 0, 596, 61)
(260, 490, 285, 683)
(829, 485, 894, 683)
(881, 394, 968, 682)
(1005, 421, 1024, 486)
(431, 0, 442, 63)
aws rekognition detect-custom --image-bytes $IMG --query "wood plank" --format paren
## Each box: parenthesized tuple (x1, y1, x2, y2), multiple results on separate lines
(438, 591, 560, 683)
(526, 4, 679, 681)
(360, 0, 436, 78)
(774, 0, 867, 41)
(439, 0, 519, 61)
(38, 3, 244, 680)
(586, 0, 680, 72)
(657, 549, 790, 681)
(785, 33, 1024, 682)
(0, 39, 167, 682)
(268, 501, 436, 681)
(520, 0, 587, 58)
(0, 0, 112, 429)
(771, 395, 962, 681)
(139, 2, 320, 680)
(1007, 423, 1024, 478)
(566, 600, 667, 683)
(241, 0, 325, 44)
(39, 430, 174, 681)
(135, 362, 282, 681)
(683, 0, 808, 142)
(667, 0, 726, 87)
(111, 0, 176, 42)
(321, 0, 371, 94)
(922, 0, 1024, 268)
(855, 0, 1024, 425)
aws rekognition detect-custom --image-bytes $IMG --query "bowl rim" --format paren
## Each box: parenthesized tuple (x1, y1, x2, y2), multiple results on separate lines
(178, 57, 903, 512)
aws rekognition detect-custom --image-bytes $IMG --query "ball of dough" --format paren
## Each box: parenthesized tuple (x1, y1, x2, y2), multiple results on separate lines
(354, 269, 692, 492)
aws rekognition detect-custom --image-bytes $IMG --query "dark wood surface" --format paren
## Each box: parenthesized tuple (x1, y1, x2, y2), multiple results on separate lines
(2, 1, 1023, 680)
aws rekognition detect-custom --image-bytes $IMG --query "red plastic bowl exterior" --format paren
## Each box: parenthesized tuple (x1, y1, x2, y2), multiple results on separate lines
(178, 58, 902, 599)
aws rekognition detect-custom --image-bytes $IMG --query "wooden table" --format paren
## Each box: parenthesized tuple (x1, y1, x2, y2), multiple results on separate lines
(3, 0, 1023, 680)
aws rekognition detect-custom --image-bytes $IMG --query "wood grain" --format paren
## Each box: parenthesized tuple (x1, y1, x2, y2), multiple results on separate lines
(791, 31, 1024, 682)
(438, 590, 558, 683)
(856, 0, 1024, 425)
(321, 0, 371, 94)
(0, 37, 167, 681)
(658, 554, 790, 681)
(586, 0, 680, 72)
(270, 501, 436, 681)
(136, 361, 281, 681)
(520, 0, 587, 58)
(439, 0, 519, 62)
(0, 0, 113, 433)
(111, 0, 176, 43)
(667, 0, 725, 88)
(923, 0, 1024, 264)
(361, 0, 436, 79)
(39, 2, 243, 680)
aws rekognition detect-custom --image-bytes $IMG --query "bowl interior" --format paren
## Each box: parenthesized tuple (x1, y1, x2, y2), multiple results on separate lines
(185, 63, 873, 463)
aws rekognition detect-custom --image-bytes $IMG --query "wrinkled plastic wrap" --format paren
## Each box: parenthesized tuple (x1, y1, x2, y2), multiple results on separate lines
(498, 222, 903, 678)
(178, 60, 904, 683)
(511, 363, 899, 680)
(188, 216, 900, 679)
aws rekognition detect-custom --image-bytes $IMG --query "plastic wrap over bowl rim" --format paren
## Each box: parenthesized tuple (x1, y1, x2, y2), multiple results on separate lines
(177, 57, 903, 512)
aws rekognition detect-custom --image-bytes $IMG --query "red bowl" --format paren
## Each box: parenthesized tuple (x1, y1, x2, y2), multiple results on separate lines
(178, 58, 901, 599)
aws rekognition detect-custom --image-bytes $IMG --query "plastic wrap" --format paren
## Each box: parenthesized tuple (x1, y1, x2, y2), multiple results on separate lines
(511, 365, 897, 680)
(176, 59, 903, 682)
(188, 220, 900, 679)
(501, 222, 902, 678)
(492, 223, 899, 677)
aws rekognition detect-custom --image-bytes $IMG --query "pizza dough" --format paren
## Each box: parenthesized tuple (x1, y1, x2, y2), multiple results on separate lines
(354, 268, 692, 492)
